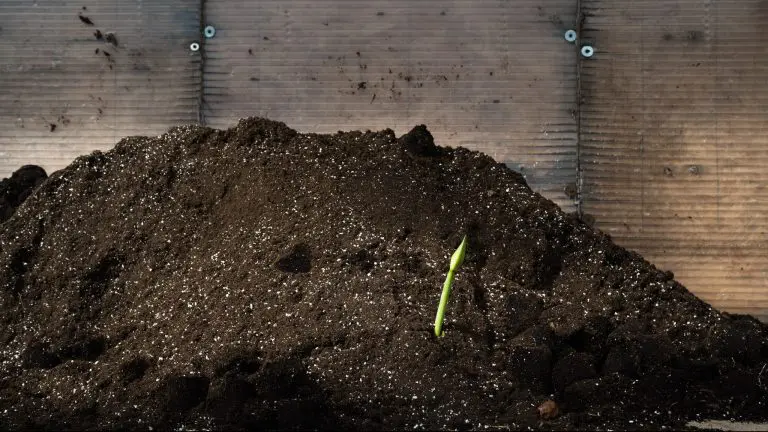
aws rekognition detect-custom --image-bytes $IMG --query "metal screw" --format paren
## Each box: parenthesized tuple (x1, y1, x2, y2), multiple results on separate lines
(581, 45, 595, 57)
(204, 25, 216, 39)
(564, 30, 577, 43)
(189, 42, 200, 52)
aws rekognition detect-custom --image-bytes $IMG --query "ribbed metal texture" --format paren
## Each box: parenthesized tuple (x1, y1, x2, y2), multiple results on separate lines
(202, 0, 579, 211)
(3, 0, 766, 321)
(0, 0, 201, 177)
(579, 0, 768, 320)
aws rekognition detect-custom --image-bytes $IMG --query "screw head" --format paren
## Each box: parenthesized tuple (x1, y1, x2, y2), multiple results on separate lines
(564, 30, 577, 43)
(189, 42, 200, 52)
(581, 45, 595, 58)
(204, 25, 216, 38)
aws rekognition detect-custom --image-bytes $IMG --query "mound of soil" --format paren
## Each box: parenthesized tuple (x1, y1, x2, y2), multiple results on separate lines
(1, 118, 767, 430)
(0, 165, 47, 223)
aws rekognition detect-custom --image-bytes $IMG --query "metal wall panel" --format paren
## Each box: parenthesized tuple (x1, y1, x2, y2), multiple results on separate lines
(0, 0, 201, 177)
(202, 0, 580, 211)
(4, 0, 766, 321)
(579, 0, 768, 320)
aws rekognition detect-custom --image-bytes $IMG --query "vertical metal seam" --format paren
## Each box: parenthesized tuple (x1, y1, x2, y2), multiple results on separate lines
(112, 0, 119, 146)
(640, 7, 645, 232)
(713, 1, 720, 224)
(575, 0, 584, 217)
(198, 0, 207, 125)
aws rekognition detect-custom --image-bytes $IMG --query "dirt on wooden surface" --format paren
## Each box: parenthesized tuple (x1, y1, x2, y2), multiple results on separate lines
(0, 118, 767, 430)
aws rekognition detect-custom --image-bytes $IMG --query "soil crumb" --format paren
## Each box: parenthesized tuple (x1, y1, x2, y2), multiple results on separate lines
(78, 14, 94, 26)
(105, 32, 118, 47)
(0, 118, 767, 430)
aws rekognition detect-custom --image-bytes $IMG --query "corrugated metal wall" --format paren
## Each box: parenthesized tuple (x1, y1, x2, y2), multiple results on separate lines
(0, 0, 201, 175)
(580, 0, 768, 320)
(1, 0, 767, 320)
(201, 0, 579, 212)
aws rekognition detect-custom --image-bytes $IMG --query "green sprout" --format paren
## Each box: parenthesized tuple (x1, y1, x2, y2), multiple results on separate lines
(434, 235, 468, 337)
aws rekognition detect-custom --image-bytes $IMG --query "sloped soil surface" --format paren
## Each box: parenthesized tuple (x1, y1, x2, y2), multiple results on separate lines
(0, 165, 47, 224)
(1, 118, 767, 430)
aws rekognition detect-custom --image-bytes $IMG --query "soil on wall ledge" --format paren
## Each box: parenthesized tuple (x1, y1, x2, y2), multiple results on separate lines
(0, 117, 766, 431)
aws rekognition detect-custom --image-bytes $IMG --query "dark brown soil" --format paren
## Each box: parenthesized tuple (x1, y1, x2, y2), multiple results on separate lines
(78, 14, 94, 26)
(105, 32, 118, 47)
(1, 118, 767, 430)
(0, 165, 47, 224)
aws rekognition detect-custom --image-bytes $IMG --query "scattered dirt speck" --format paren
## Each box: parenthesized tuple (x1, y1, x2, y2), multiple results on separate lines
(78, 14, 94, 25)
(105, 32, 118, 46)
(687, 30, 704, 41)
(564, 183, 577, 199)
(549, 14, 563, 26)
